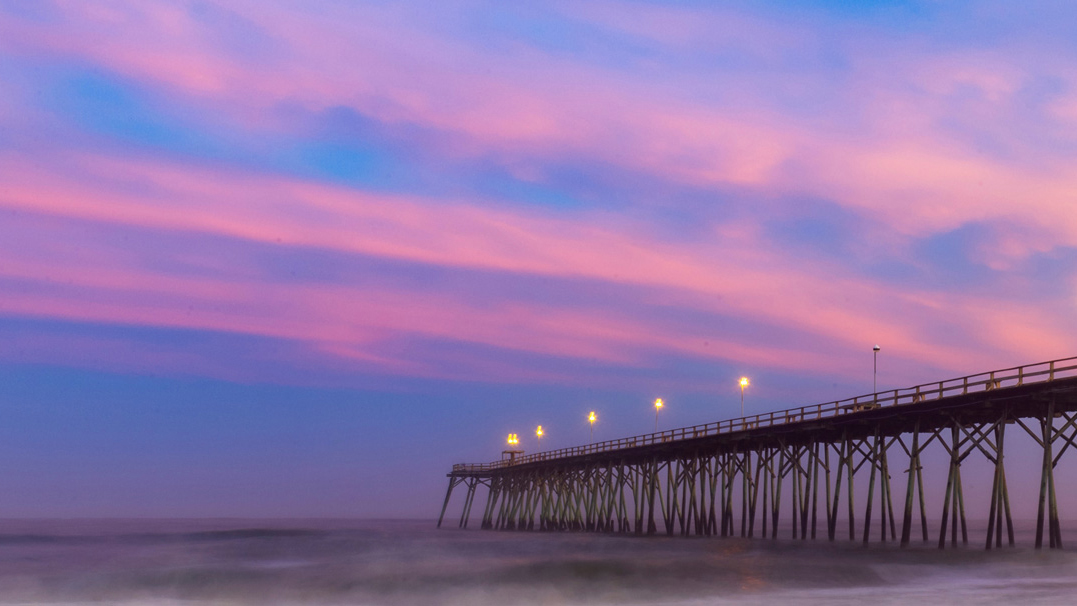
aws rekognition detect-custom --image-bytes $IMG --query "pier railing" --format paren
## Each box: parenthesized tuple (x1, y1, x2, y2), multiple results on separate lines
(451, 356, 1077, 474)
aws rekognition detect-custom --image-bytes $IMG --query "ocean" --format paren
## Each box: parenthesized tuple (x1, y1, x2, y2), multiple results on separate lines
(1, 518, 1076, 605)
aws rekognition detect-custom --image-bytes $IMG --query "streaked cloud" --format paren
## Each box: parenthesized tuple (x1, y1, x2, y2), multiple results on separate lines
(1, 0, 1075, 394)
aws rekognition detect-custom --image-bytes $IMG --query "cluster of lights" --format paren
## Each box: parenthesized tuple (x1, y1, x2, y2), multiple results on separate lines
(505, 378, 755, 449)
(509, 427, 544, 447)
(503, 346, 882, 450)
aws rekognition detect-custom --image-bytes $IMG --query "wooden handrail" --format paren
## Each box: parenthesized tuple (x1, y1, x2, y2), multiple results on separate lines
(451, 356, 1077, 473)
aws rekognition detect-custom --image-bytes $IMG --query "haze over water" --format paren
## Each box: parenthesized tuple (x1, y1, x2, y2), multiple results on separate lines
(4, 2, 1077, 603)
(2, 519, 1076, 605)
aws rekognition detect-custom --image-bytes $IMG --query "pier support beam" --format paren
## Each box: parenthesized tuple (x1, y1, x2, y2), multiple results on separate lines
(438, 359, 1077, 551)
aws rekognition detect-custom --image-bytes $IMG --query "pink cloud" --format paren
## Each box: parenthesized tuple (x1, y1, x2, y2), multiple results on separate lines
(1, 2, 1075, 387)
(1, 146, 1072, 386)
(561, 0, 814, 53)
(13, 3, 1068, 253)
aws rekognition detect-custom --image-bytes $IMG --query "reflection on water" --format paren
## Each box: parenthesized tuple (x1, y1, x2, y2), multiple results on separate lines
(0, 519, 1075, 605)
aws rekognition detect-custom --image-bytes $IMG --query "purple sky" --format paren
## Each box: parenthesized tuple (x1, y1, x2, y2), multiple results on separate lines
(1, 1, 1076, 518)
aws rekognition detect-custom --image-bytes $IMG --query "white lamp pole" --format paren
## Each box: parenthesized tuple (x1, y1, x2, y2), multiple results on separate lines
(873, 345, 881, 396)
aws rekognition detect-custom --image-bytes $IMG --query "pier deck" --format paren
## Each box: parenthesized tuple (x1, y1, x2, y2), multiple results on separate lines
(439, 357, 1077, 549)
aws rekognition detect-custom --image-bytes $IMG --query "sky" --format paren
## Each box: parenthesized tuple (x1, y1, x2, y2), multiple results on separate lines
(1, 0, 1076, 519)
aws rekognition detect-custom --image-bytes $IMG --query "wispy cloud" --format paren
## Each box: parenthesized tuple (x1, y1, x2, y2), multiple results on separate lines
(1, 0, 1075, 392)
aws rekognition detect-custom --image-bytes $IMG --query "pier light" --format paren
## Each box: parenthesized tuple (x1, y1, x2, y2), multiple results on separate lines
(654, 398, 664, 432)
(503, 433, 522, 465)
(536, 425, 543, 448)
(739, 377, 750, 417)
(588, 411, 597, 443)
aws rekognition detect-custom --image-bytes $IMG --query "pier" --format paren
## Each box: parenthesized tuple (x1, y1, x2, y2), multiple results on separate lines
(438, 357, 1077, 549)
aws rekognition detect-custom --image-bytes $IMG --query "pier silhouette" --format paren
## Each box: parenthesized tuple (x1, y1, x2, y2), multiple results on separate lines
(439, 357, 1077, 549)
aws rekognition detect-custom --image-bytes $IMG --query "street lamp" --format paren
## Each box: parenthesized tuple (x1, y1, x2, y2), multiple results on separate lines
(536, 425, 543, 449)
(504, 433, 521, 464)
(873, 345, 881, 396)
(654, 398, 664, 432)
(739, 377, 750, 417)
(588, 411, 597, 443)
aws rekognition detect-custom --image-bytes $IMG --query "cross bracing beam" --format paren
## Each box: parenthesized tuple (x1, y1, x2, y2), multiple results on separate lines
(439, 357, 1077, 549)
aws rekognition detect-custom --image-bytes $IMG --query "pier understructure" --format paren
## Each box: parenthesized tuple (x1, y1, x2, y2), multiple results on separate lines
(439, 357, 1077, 549)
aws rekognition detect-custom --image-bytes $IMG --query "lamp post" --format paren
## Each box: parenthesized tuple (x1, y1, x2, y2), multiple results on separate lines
(536, 425, 543, 449)
(873, 345, 880, 396)
(654, 398, 663, 432)
(504, 432, 521, 463)
(588, 411, 597, 443)
(739, 377, 750, 417)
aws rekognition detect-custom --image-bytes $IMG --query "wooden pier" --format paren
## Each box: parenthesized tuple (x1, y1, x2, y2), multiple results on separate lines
(438, 357, 1077, 549)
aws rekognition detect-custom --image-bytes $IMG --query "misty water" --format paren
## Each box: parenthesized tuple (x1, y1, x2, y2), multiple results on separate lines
(1, 519, 1076, 605)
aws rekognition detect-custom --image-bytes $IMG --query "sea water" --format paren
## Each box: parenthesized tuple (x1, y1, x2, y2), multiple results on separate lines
(1, 518, 1076, 605)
